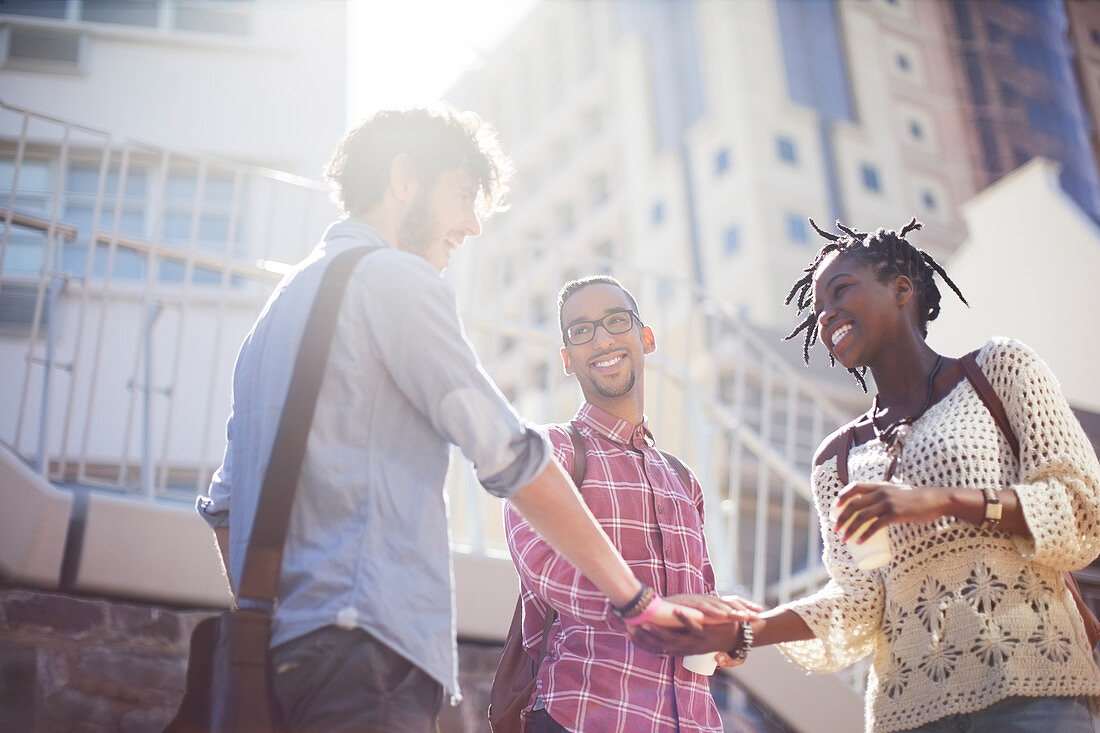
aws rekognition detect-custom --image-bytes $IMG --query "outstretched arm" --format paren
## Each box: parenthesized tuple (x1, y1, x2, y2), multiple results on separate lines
(510, 460, 738, 629)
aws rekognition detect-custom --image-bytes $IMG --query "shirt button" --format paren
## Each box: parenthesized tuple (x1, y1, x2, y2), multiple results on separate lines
(656, 505, 663, 515)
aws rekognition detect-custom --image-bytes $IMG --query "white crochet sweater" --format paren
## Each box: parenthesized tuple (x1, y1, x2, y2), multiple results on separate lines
(779, 338, 1100, 732)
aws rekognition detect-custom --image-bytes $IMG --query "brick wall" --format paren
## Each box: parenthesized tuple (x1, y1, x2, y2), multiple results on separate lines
(0, 588, 789, 732)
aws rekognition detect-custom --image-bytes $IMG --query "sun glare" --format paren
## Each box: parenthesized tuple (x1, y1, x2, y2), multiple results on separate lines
(347, 0, 538, 123)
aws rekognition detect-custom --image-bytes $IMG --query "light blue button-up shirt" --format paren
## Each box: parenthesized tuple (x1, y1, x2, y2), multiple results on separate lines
(198, 220, 550, 698)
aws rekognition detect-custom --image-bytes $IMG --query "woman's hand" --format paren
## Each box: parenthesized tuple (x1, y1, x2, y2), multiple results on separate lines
(628, 595, 760, 658)
(834, 481, 954, 543)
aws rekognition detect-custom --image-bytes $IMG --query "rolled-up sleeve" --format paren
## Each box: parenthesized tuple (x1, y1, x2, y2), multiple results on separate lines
(197, 410, 234, 529)
(362, 253, 550, 498)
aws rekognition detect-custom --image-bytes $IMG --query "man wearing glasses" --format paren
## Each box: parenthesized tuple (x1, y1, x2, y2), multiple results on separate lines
(504, 276, 738, 732)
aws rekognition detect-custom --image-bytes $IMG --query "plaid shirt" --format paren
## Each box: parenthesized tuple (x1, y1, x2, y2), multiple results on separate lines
(504, 403, 722, 732)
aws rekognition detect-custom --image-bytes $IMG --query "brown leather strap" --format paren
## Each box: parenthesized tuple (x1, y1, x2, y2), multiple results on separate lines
(959, 350, 1020, 459)
(564, 421, 587, 489)
(836, 426, 856, 485)
(237, 246, 373, 605)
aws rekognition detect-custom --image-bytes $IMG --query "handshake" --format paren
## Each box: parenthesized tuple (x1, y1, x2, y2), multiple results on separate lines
(626, 594, 763, 672)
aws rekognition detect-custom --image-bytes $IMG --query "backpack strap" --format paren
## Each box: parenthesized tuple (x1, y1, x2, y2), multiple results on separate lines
(658, 449, 692, 491)
(564, 421, 587, 489)
(958, 349, 1020, 458)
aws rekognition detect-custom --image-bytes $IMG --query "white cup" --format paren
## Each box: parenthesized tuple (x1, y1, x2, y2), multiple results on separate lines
(830, 496, 892, 571)
(682, 652, 718, 676)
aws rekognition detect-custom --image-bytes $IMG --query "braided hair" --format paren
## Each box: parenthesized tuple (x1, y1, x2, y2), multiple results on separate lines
(783, 218, 968, 391)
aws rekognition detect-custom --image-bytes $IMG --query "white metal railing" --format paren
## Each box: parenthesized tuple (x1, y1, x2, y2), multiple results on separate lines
(0, 97, 335, 499)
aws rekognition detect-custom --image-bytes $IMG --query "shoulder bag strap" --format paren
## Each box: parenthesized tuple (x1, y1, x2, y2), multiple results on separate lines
(237, 246, 372, 605)
(958, 349, 1020, 458)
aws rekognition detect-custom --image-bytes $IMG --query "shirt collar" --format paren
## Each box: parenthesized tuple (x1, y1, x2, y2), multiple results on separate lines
(575, 402, 654, 450)
(321, 218, 392, 250)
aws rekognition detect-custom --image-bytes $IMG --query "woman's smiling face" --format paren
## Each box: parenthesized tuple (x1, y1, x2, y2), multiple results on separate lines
(812, 253, 908, 369)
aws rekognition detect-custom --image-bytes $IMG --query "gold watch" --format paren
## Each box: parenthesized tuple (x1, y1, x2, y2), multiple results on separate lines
(981, 487, 1002, 531)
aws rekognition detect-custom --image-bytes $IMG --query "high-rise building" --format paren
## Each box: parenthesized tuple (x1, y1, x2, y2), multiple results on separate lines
(446, 0, 1100, 330)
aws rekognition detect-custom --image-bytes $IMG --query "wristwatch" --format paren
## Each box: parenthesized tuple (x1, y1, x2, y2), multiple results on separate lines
(729, 620, 754, 662)
(981, 487, 1002, 531)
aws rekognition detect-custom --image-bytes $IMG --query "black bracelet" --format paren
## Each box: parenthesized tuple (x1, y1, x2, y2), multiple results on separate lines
(611, 583, 651, 619)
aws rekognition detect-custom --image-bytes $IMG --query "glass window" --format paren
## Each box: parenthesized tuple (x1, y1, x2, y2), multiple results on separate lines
(1090, 29, 1100, 46)
(1, 159, 54, 193)
(921, 190, 937, 211)
(651, 200, 665, 227)
(0, 1, 68, 18)
(777, 137, 798, 165)
(786, 214, 808, 244)
(908, 120, 924, 139)
(861, 164, 881, 192)
(723, 225, 740, 256)
(895, 53, 911, 72)
(714, 148, 731, 176)
(67, 164, 147, 197)
(81, 0, 159, 28)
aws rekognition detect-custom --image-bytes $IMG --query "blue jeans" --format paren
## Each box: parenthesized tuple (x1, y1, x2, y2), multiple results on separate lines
(904, 695, 1094, 732)
(271, 626, 443, 733)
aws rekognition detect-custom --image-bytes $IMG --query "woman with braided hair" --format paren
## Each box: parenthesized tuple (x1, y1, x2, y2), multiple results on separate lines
(635, 218, 1100, 731)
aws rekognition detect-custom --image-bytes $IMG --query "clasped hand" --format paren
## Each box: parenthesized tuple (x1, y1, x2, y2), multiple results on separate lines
(833, 481, 952, 543)
(628, 594, 761, 666)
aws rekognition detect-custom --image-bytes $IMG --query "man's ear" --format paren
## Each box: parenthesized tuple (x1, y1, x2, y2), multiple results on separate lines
(388, 153, 419, 204)
(641, 325, 656, 355)
(561, 347, 574, 375)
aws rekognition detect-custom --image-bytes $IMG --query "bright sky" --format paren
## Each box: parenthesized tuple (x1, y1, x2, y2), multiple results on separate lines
(346, 0, 539, 123)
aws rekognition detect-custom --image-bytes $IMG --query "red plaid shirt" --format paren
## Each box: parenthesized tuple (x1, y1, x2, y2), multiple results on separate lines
(504, 403, 722, 732)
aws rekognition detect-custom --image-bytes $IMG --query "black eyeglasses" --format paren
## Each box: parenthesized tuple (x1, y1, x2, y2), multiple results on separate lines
(563, 310, 640, 345)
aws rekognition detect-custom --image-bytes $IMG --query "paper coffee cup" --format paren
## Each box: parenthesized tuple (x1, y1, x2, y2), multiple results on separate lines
(830, 497, 892, 571)
(682, 652, 718, 676)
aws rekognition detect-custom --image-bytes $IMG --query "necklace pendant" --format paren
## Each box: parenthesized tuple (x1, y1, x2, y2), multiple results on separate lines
(884, 453, 900, 482)
(891, 424, 912, 448)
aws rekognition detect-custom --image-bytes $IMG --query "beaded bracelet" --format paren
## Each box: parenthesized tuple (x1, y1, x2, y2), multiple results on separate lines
(610, 583, 663, 625)
(611, 583, 651, 619)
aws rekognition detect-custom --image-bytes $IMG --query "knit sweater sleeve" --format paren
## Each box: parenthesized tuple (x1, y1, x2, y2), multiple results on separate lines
(983, 337, 1100, 570)
(776, 458, 886, 674)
